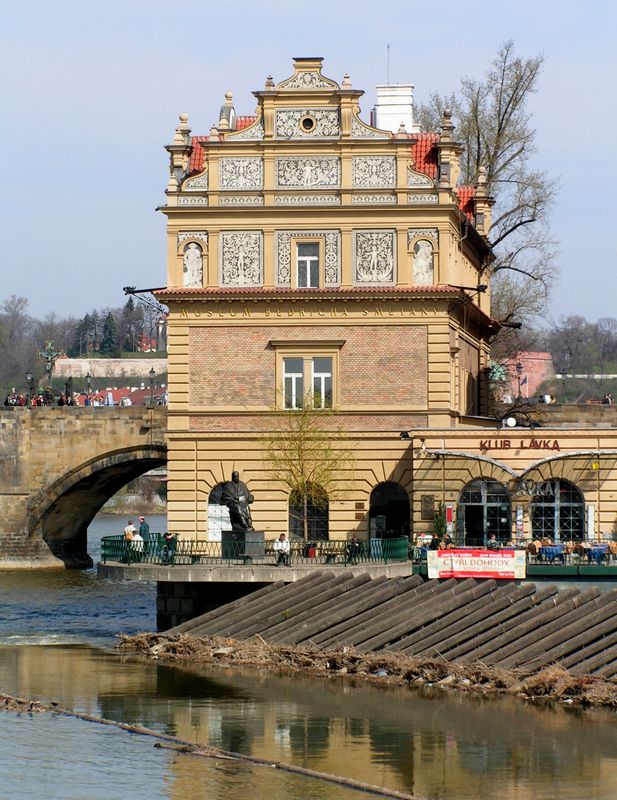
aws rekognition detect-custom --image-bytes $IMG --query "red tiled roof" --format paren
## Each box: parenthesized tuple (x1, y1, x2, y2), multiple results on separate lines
(456, 186, 476, 223)
(188, 136, 208, 175)
(236, 115, 256, 130)
(411, 133, 439, 180)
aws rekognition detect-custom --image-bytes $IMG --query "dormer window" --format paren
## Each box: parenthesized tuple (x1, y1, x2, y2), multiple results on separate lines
(296, 242, 320, 288)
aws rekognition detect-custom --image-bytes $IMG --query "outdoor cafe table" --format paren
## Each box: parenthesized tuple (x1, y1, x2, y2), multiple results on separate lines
(539, 544, 565, 563)
(588, 544, 609, 564)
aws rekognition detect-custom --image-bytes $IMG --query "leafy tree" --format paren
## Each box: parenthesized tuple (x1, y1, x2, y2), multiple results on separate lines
(265, 397, 354, 541)
(417, 41, 558, 347)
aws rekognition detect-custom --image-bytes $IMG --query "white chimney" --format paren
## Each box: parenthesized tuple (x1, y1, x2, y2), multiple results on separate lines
(371, 84, 420, 134)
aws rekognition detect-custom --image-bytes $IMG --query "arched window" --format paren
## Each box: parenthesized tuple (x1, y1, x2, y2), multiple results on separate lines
(289, 485, 329, 540)
(369, 482, 410, 539)
(458, 479, 511, 546)
(531, 479, 584, 542)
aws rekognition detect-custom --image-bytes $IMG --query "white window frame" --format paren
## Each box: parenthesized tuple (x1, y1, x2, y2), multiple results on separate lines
(272, 340, 344, 411)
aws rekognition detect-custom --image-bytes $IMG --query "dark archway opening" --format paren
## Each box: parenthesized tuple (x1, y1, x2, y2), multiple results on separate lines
(458, 479, 511, 546)
(36, 448, 166, 568)
(369, 482, 410, 539)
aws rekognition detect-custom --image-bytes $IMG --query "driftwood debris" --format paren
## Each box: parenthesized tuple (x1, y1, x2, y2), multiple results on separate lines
(0, 691, 420, 800)
(152, 575, 617, 680)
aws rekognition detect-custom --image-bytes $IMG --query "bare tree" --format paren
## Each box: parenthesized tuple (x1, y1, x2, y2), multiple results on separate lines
(264, 399, 354, 541)
(417, 41, 558, 343)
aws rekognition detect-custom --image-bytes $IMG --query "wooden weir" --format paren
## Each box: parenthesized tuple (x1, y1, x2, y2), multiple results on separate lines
(168, 574, 617, 676)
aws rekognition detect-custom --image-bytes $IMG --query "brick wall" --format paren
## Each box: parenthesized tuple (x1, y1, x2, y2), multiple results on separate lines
(189, 324, 428, 409)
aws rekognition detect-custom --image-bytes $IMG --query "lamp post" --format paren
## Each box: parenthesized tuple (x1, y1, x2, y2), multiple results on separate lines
(515, 360, 523, 400)
(86, 372, 92, 404)
(25, 369, 34, 405)
(149, 367, 156, 407)
(64, 376, 73, 404)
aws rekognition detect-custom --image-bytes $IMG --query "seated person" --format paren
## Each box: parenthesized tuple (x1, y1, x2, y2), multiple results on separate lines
(273, 533, 290, 566)
(346, 534, 361, 563)
(486, 534, 500, 550)
(428, 534, 441, 550)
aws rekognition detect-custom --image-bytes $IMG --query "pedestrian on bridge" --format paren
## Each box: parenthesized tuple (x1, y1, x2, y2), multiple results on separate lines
(138, 516, 150, 539)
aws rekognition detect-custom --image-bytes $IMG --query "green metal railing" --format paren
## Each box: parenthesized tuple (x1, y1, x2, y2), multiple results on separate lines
(100, 534, 409, 567)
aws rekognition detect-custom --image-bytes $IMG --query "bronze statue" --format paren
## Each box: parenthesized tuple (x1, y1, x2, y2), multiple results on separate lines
(221, 471, 254, 532)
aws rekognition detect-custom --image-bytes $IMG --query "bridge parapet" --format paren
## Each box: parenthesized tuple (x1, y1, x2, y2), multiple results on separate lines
(0, 407, 167, 568)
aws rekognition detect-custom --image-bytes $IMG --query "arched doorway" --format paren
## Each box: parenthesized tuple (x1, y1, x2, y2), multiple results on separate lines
(458, 479, 511, 546)
(369, 482, 410, 539)
(289, 486, 329, 540)
(531, 479, 585, 542)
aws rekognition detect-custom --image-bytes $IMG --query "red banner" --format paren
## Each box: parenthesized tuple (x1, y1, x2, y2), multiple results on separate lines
(427, 548, 526, 580)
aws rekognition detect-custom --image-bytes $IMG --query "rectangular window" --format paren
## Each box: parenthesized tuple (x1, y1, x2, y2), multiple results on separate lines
(283, 357, 304, 409)
(297, 242, 320, 288)
(312, 357, 332, 409)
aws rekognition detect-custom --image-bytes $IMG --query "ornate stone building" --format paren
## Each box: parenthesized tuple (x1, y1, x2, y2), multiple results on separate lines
(157, 57, 616, 547)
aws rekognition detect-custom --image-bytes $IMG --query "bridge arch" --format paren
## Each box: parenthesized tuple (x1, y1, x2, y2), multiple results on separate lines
(29, 444, 167, 568)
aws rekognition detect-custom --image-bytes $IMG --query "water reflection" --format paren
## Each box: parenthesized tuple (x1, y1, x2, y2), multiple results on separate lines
(2, 644, 617, 800)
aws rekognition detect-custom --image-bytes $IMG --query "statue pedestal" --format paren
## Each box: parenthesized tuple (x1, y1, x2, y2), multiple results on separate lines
(221, 529, 265, 559)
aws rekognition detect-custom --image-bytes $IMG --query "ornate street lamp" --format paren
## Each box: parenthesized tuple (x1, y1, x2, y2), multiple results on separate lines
(149, 367, 156, 407)
(86, 371, 92, 396)
(515, 360, 523, 400)
(25, 369, 34, 404)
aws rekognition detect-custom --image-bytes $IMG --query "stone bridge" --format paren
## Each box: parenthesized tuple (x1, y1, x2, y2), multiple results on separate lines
(0, 407, 167, 568)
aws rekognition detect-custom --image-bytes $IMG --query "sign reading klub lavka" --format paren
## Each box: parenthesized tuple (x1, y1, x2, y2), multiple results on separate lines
(479, 438, 561, 452)
(427, 549, 526, 580)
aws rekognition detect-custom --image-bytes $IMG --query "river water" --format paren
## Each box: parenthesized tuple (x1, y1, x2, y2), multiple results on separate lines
(1, 514, 617, 799)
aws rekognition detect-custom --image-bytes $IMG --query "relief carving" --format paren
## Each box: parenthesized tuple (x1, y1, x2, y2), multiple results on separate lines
(178, 196, 208, 205)
(408, 228, 438, 244)
(183, 171, 208, 191)
(352, 194, 396, 205)
(350, 114, 391, 140)
(177, 231, 208, 248)
(407, 168, 434, 188)
(407, 193, 439, 204)
(275, 109, 340, 139)
(219, 158, 263, 190)
(352, 156, 396, 189)
(226, 117, 264, 141)
(353, 231, 396, 284)
(219, 195, 264, 206)
(220, 232, 262, 286)
(275, 194, 340, 206)
(277, 71, 337, 90)
(276, 157, 340, 189)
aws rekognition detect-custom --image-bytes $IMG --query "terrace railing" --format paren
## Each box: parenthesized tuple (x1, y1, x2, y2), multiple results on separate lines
(100, 534, 409, 567)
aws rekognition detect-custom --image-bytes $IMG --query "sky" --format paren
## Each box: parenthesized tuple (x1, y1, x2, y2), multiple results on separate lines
(1, 0, 615, 324)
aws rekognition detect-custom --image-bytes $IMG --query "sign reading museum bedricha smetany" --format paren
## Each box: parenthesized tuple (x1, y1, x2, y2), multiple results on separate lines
(427, 549, 526, 580)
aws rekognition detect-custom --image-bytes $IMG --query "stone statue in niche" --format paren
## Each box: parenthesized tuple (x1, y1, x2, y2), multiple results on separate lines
(413, 239, 434, 285)
(183, 243, 203, 287)
(221, 471, 254, 532)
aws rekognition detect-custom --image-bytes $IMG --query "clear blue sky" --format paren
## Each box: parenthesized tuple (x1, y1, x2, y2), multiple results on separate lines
(1, 0, 615, 323)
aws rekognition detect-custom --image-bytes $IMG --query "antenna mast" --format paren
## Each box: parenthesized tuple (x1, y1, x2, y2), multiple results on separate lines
(386, 43, 390, 84)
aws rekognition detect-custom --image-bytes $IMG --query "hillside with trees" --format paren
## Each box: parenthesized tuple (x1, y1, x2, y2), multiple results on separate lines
(0, 295, 166, 396)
